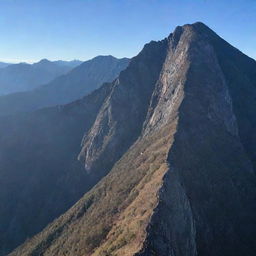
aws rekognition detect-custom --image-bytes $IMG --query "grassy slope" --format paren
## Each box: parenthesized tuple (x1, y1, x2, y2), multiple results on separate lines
(10, 120, 177, 256)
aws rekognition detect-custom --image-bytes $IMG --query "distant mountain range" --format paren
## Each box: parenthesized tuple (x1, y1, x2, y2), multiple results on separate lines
(0, 59, 82, 95)
(51, 59, 83, 68)
(0, 56, 129, 116)
(1, 23, 256, 256)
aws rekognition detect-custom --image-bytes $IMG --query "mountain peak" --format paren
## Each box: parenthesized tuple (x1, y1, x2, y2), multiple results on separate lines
(168, 21, 216, 41)
(179, 21, 211, 31)
(36, 58, 51, 64)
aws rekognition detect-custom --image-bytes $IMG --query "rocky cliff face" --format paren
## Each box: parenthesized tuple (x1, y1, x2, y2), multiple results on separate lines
(78, 40, 168, 175)
(4, 22, 256, 256)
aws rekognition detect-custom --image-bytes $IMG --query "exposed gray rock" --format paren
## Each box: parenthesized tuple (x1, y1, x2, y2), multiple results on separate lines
(78, 40, 168, 174)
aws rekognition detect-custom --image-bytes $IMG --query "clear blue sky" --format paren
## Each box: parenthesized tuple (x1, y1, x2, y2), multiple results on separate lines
(0, 0, 255, 63)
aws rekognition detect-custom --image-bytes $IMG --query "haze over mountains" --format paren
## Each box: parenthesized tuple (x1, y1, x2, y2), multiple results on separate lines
(0, 59, 83, 96)
(0, 62, 11, 69)
(0, 22, 256, 256)
(0, 56, 129, 116)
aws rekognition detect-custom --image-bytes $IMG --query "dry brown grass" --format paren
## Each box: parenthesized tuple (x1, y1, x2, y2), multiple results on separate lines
(10, 120, 177, 256)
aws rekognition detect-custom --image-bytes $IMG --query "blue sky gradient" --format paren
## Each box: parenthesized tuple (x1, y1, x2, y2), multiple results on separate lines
(0, 0, 255, 63)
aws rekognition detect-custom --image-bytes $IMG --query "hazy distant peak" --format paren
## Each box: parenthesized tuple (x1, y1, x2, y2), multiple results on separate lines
(36, 58, 51, 64)
(91, 55, 128, 61)
(0, 55, 130, 115)
(53, 59, 83, 68)
(0, 59, 78, 95)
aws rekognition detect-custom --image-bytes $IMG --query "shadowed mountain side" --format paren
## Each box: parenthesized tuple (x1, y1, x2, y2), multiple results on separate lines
(0, 56, 129, 116)
(0, 84, 112, 255)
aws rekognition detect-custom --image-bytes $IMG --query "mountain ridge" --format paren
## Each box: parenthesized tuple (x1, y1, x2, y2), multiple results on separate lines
(0, 59, 82, 95)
